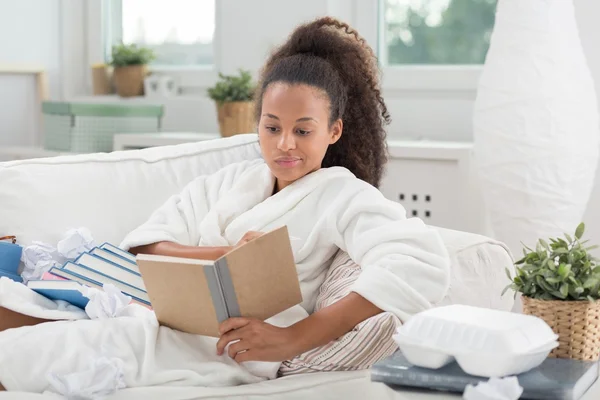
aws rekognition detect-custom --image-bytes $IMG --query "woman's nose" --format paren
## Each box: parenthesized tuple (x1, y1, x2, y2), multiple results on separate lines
(277, 132, 296, 151)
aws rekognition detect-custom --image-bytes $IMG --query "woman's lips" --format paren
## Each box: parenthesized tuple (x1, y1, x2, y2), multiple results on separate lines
(275, 158, 301, 168)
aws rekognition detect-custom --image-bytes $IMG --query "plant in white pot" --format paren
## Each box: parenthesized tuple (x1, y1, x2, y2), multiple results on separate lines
(208, 70, 256, 137)
(110, 43, 156, 97)
(504, 223, 600, 361)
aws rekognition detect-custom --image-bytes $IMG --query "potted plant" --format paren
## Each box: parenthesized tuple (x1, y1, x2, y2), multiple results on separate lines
(504, 223, 600, 361)
(208, 70, 256, 137)
(110, 43, 156, 97)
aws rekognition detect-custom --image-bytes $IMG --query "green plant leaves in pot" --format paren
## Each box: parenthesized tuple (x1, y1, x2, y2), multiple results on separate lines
(207, 70, 255, 103)
(503, 222, 600, 301)
(110, 43, 156, 67)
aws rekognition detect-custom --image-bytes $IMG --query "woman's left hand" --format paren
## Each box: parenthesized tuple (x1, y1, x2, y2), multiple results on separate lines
(216, 318, 300, 362)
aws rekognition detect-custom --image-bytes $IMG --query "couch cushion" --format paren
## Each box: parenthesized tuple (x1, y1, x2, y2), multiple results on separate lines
(279, 251, 401, 375)
(0, 134, 261, 247)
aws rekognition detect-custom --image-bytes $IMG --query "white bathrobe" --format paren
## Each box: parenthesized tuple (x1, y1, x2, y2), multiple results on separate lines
(120, 158, 450, 320)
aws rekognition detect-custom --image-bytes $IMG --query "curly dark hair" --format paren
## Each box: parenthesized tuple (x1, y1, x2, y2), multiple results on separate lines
(255, 16, 391, 188)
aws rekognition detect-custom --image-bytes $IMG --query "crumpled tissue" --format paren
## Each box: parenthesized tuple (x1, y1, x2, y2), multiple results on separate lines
(21, 228, 96, 283)
(57, 227, 96, 260)
(21, 241, 62, 283)
(47, 355, 126, 400)
(81, 283, 157, 323)
(463, 377, 523, 400)
(81, 284, 131, 320)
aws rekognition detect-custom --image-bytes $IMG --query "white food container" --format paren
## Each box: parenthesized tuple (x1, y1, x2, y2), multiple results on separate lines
(394, 304, 559, 377)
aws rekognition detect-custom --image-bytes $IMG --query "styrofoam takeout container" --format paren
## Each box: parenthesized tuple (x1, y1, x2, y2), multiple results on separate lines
(394, 304, 559, 377)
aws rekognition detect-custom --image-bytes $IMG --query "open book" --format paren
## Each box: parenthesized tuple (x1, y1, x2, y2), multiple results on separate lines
(136, 226, 303, 337)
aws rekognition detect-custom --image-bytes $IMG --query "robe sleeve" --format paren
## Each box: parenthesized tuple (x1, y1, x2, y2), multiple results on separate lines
(330, 185, 451, 322)
(119, 161, 253, 251)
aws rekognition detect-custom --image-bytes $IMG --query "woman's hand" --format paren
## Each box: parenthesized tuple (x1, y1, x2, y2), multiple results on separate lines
(216, 318, 301, 362)
(234, 231, 265, 249)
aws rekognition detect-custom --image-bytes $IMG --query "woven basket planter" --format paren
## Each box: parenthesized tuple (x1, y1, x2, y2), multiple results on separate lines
(216, 101, 255, 137)
(522, 296, 600, 361)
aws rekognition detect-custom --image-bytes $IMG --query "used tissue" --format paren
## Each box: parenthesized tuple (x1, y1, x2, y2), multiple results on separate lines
(21, 242, 61, 283)
(81, 283, 157, 323)
(81, 284, 132, 320)
(57, 227, 96, 260)
(463, 377, 523, 400)
(21, 228, 97, 282)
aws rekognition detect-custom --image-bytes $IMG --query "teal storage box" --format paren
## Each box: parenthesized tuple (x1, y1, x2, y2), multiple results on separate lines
(42, 101, 164, 153)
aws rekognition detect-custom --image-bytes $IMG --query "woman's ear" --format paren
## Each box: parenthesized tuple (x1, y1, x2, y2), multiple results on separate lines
(330, 119, 343, 144)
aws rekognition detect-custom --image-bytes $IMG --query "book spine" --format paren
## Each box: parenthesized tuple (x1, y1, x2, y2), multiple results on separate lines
(214, 258, 241, 318)
(203, 265, 229, 323)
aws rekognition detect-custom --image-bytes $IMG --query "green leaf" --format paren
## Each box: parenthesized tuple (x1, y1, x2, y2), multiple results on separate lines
(586, 245, 599, 251)
(588, 296, 596, 302)
(584, 278, 599, 289)
(554, 248, 569, 254)
(565, 233, 573, 243)
(575, 223, 585, 240)
(546, 259, 556, 270)
(514, 257, 526, 265)
(540, 239, 550, 250)
(505, 267, 513, 281)
(501, 284, 513, 296)
(560, 283, 569, 298)
(546, 277, 562, 284)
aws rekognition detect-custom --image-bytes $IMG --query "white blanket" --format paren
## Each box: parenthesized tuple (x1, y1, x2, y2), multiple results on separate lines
(0, 278, 308, 396)
(0, 160, 450, 395)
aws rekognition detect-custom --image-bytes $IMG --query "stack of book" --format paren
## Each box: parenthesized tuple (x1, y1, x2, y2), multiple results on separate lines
(26, 243, 150, 309)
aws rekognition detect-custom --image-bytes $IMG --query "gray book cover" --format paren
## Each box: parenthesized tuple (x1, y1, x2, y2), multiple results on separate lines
(371, 352, 599, 400)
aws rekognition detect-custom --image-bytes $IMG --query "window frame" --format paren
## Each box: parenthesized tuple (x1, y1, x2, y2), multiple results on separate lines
(88, 0, 221, 90)
(87, 0, 484, 93)
(354, 0, 484, 92)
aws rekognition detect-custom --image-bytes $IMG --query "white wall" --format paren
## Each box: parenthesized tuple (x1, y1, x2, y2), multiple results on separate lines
(0, 0, 61, 147)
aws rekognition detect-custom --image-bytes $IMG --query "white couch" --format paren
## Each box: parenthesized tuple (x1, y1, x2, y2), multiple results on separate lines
(0, 133, 515, 399)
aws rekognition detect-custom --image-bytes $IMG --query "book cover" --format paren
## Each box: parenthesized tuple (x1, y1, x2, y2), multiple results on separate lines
(49, 265, 151, 305)
(27, 280, 90, 309)
(74, 253, 145, 291)
(0, 269, 23, 283)
(41, 271, 68, 281)
(99, 242, 137, 264)
(371, 352, 599, 400)
(136, 225, 303, 337)
(91, 247, 140, 275)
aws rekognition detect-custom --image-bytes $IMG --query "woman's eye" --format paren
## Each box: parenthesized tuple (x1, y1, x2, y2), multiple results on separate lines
(297, 129, 310, 136)
(265, 126, 279, 133)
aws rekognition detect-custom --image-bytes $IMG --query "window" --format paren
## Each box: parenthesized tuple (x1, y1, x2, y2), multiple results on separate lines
(382, 0, 497, 65)
(105, 0, 216, 66)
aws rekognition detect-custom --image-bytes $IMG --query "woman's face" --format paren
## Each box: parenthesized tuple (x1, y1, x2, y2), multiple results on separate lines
(258, 83, 342, 192)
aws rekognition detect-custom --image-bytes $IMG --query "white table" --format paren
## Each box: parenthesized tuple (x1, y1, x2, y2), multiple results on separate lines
(113, 132, 221, 151)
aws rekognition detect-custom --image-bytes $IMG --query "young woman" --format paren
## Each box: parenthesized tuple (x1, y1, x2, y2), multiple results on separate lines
(121, 16, 451, 363)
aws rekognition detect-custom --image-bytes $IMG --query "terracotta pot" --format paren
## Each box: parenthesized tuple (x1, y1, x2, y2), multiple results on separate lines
(113, 65, 147, 97)
(216, 101, 255, 137)
(522, 296, 600, 361)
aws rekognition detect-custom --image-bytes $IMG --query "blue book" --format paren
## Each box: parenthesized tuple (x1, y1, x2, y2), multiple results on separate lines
(0, 269, 23, 283)
(27, 280, 89, 309)
(90, 247, 140, 275)
(73, 253, 146, 292)
(50, 264, 150, 306)
(0, 241, 23, 275)
(99, 243, 136, 264)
